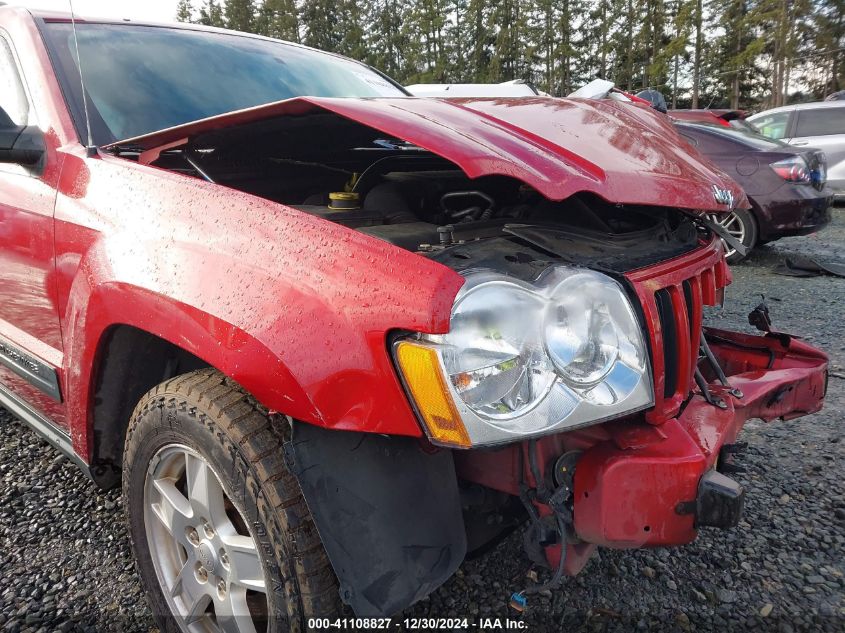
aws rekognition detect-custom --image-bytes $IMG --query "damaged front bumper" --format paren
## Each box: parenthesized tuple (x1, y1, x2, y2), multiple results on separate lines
(288, 326, 826, 616)
(568, 327, 827, 561)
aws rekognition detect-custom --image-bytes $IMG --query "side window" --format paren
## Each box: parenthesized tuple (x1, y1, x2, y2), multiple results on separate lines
(751, 112, 790, 140)
(0, 37, 29, 127)
(794, 108, 845, 137)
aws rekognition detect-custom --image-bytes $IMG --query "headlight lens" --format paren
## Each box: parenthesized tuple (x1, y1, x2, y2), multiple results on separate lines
(442, 280, 555, 419)
(396, 267, 653, 447)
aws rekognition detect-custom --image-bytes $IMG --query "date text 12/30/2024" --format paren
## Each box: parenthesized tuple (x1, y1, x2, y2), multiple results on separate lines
(308, 618, 529, 629)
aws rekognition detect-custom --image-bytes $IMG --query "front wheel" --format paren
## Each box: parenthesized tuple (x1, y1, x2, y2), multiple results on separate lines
(707, 207, 758, 263)
(123, 369, 341, 633)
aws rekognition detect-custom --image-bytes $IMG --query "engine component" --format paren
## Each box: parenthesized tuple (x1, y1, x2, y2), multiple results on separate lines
(328, 191, 360, 209)
(441, 190, 495, 223)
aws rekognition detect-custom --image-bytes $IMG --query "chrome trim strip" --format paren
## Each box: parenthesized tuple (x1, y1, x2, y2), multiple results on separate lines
(0, 336, 62, 401)
(0, 381, 89, 475)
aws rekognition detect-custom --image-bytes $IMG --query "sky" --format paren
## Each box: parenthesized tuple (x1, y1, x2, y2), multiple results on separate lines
(11, 1, 180, 23)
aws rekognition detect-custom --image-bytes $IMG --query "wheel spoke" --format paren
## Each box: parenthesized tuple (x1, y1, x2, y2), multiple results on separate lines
(151, 478, 193, 537)
(221, 533, 266, 593)
(145, 444, 268, 632)
(185, 451, 227, 524)
(216, 586, 259, 633)
(171, 561, 213, 626)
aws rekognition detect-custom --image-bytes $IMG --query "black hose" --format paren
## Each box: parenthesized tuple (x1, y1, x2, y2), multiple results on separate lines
(528, 439, 550, 502)
(517, 445, 540, 523)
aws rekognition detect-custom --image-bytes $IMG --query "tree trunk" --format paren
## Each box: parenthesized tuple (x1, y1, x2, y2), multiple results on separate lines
(731, 3, 741, 110)
(626, 0, 634, 90)
(600, 1, 607, 79)
(692, 0, 702, 108)
(673, 53, 678, 109)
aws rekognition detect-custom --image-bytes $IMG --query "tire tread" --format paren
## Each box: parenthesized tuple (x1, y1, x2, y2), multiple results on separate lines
(123, 368, 342, 630)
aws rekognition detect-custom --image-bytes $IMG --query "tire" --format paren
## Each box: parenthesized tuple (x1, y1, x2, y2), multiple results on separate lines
(710, 207, 758, 264)
(123, 368, 341, 633)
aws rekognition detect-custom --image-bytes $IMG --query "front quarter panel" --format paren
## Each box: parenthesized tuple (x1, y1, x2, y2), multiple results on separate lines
(54, 148, 464, 458)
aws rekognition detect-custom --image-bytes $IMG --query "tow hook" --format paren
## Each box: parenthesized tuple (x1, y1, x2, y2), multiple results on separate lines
(693, 469, 745, 529)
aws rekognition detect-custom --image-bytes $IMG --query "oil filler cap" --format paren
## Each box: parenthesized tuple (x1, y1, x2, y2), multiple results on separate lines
(329, 191, 361, 210)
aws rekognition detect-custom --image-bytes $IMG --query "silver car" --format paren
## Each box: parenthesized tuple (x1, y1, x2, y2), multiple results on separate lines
(748, 101, 845, 200)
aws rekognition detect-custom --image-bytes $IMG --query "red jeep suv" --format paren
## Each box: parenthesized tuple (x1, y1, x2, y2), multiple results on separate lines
(0, 7, 828, 631)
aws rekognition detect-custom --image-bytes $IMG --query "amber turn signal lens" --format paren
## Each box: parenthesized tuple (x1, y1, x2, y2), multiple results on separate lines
(395, 341, 471, 448)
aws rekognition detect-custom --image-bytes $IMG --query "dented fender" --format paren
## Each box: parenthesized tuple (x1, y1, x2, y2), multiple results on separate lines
(53, 149, 465, 460)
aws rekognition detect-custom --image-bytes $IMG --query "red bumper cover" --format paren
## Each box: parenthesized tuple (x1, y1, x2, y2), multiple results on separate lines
(573, 328, 828, 548)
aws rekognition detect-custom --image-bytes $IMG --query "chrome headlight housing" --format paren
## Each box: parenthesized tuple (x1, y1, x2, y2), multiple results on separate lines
(395, 267, 653, 447)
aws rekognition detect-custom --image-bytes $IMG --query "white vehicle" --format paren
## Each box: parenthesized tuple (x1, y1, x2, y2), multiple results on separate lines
(748, 101, 845, 200)
(406, 79, 543, 98)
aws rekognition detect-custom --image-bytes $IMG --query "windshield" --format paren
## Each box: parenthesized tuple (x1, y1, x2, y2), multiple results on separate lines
(40, 22, 406, 144)
(727, 119, 759, 134)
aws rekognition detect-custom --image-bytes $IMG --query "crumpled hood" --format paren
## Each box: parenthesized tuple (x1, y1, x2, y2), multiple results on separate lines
(108, 96, 747, 212)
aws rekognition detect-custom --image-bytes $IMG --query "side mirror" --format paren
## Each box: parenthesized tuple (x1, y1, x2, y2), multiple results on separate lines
(0, 106, 44, 166)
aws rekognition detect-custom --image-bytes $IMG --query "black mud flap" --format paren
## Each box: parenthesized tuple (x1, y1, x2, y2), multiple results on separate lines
(284, 423, 467, 616)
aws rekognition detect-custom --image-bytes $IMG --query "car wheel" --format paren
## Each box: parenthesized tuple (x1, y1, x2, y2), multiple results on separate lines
(707, 207, 758, 263)
(123, 368, 341, 632)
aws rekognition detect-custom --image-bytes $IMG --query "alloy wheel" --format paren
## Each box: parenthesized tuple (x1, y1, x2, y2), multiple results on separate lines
(143, 444, 269, 633)
(706, 211, 747, 259)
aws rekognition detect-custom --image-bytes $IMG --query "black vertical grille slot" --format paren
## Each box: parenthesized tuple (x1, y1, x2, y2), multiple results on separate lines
(682, 280, 695, 339)
(655, 288, 678, 398)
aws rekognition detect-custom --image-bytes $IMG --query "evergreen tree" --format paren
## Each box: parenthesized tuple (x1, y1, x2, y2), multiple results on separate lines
(176, 0, 194, 22)
(224, 0, 256, 32)
(197, 0, 225, 27)
(172, 0, 841, 107)
(489, 0, 531, 82)
(301, 0, 341, 51)
(466, 0, 493, 82)
(407, 0, 450, 81)
(691, 0, 703, 106)
(367, 0, 407, 79)
(257, 0, 300, 41)
(808, 0, 844, 96)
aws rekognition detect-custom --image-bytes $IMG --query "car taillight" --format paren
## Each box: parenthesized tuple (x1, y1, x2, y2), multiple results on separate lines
(770, 156, 811, 183)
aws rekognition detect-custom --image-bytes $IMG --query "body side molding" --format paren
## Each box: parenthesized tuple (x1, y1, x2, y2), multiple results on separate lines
(0, 335, 62, 401)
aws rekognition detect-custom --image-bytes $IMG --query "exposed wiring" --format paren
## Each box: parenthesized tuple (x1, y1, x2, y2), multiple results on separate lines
(510, 514, 569, 611)
(510, 441, 571, 612)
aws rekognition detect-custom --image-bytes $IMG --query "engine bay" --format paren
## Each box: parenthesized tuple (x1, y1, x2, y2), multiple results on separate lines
(133, 111, 707, 275)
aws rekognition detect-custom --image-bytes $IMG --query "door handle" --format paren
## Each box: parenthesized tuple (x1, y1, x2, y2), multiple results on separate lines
(791, 141, 808, 146)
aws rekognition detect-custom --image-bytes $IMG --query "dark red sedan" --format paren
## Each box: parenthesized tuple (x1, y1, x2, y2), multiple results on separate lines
(676, 122, 832, 262)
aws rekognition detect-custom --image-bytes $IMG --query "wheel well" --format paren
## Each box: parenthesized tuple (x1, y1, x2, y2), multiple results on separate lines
(89, 325, 208, 489)
(745, 199, 763, 237)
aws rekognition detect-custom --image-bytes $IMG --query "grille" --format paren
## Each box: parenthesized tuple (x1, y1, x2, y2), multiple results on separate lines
(626, 241, 730, 422)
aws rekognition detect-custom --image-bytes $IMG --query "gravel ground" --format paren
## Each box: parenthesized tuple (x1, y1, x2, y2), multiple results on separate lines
(1, 209, 844, 632)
